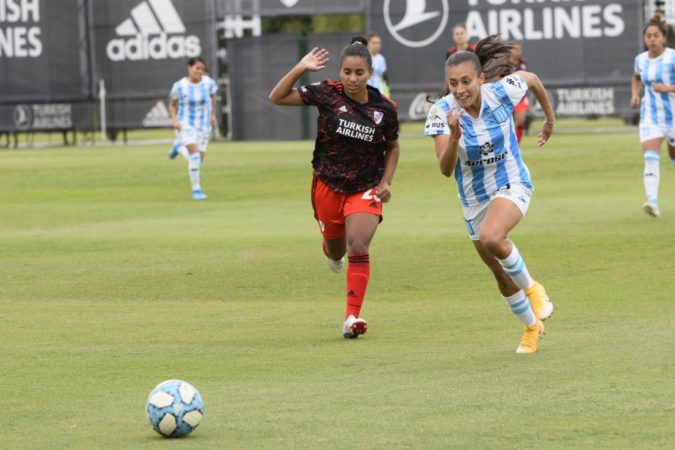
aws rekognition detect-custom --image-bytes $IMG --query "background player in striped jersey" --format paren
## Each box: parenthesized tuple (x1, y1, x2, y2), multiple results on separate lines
(168, 57, 218, 200)
(269, 37, 400, 339)
(367, 32, 389, 97)
(425, 35, 555, 354)
(631, 15, 675, 218)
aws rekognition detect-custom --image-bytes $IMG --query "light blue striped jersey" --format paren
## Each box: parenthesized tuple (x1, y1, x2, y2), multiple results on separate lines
(169, 75, 218, 132)
(368, 53, 387, 92)
(424, 75, 532, 207)
(634, 48, 675, 127)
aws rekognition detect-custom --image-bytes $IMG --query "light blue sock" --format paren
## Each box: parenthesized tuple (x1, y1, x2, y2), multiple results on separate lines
(503, 290, 536, 327)
(498, 244, 534, 291)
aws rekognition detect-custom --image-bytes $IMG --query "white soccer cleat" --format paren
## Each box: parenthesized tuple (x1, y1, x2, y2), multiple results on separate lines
(537, 300, 554, 321)
(642, 202, 660, 218)
(325, 255, 344, 273)
(342, 315, 367, 339)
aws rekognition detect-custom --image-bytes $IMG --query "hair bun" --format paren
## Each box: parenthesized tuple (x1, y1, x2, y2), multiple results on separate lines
(350, 36, 368, 46)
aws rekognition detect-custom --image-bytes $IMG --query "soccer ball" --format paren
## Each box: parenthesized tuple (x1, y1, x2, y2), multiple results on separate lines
(146, 379, 204, 437)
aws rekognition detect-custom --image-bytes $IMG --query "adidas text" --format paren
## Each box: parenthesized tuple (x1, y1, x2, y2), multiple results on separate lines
(106, 33, 200, 61)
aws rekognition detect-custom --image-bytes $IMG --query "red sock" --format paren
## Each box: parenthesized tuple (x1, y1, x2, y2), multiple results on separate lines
(516, 126, 524, 143)
(345, 254, 369, 318)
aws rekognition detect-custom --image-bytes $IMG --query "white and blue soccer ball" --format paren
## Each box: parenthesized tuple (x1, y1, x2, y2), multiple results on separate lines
(146, 379, 204, 437)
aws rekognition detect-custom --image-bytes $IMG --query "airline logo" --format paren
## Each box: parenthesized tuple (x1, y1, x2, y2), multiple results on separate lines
(106, 0, 201, 61)
(383, 0, 449, 48)
(142, 100, 172, 127)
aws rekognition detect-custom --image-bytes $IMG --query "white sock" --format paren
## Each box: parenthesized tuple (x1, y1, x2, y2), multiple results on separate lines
(188, 153, 201, 191)
(498, 244, 534, 290)
(643, 150, 660, 204)
(178, 145, 190, 160)
(503, 290, 536, 327)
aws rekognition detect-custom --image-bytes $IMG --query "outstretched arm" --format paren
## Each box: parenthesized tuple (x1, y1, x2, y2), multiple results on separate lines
(268, 47, 330, 106)
(514, 70, 555, 146)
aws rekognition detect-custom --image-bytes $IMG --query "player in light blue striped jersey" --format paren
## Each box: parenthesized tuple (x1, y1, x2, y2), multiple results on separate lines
(631, 15, 675, 218)
(425, 35, 555, 354)
(169, 57, 218, 200)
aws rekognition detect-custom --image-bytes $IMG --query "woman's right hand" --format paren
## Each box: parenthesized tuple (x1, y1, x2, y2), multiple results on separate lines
(446, 106, 464, 139)
(173, 119, 181, 130)
(630, 95, 640, 109)
(300, 47, 329, 72)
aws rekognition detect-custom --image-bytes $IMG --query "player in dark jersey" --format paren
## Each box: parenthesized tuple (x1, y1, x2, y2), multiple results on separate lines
(508, 42, 530, 143)
(446, 23, 476, 60)
(269, 36, 400, 339)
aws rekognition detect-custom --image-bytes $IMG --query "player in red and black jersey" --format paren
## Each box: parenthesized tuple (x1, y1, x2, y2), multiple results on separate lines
(269, 36, 400, 339)
(508, 42, 530, 142)
(446, 23, 476, 60)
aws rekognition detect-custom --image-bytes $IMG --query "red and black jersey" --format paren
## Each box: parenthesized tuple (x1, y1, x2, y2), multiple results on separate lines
(514, 57, 527, 72)
(298, 80, 399, 194)
(446, 43, 476, 60)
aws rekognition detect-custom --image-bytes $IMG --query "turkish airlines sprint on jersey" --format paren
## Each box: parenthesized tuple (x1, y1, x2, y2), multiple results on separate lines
(106, 0, 200, 61)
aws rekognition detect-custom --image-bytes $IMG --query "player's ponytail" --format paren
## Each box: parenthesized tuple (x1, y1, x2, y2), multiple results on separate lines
(442, 34, 514, 81)
(340, 36, 372, 69)
(473, 34, 515, 80)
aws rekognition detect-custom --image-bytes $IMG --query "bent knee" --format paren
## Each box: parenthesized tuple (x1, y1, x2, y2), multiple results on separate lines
(479, 228, 506, 252)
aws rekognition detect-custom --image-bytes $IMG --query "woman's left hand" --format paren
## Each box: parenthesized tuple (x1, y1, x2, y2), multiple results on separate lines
(537, 122, 553, 146)
(375, 181, 391, 203)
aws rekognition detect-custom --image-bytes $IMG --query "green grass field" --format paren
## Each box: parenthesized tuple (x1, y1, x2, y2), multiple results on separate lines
(1, 127, 673, 449)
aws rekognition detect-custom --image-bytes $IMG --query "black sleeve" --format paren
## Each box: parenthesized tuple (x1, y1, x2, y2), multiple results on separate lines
(384, 106, 399, 142)
(298, 80, 328, 106)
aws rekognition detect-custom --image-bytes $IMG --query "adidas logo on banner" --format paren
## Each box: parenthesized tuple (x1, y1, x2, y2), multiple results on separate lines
(142, 100, 173, 127)
(106, 0, 201, 61)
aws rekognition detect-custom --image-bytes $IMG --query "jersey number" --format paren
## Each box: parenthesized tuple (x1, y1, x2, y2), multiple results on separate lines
(362, 189, 381, 202)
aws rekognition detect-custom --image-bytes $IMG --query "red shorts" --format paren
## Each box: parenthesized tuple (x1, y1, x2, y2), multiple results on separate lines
(514, 96, 530, 112)
(310, 175, 383, 240)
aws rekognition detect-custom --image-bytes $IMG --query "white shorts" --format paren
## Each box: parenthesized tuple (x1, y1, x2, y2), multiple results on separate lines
(639, 123, 675, 146)
(462, 183, 533, 241)
(176, 126, 209, 152)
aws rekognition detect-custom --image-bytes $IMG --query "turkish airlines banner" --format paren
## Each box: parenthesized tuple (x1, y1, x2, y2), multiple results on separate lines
(218, 0, 365, 16)
(0, 0, 87, 103)
(89, 0, 216, 99)
(369, 0, 642, 118)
